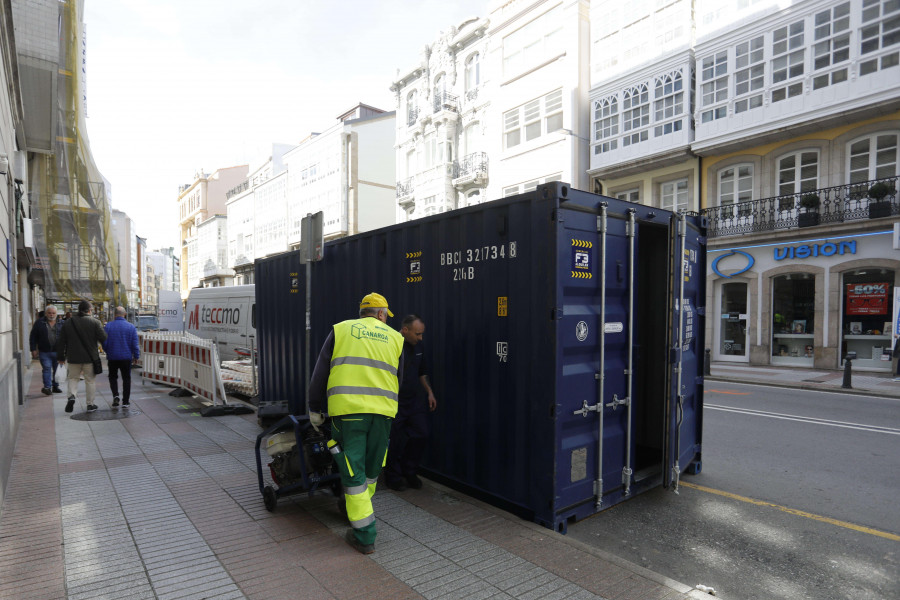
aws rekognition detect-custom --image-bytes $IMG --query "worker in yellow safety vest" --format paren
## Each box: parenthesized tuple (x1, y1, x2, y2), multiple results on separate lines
(308, 292, 404, 554)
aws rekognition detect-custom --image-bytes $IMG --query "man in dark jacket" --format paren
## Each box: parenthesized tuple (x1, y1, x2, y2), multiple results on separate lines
(385, 315, 437, 492)
(103, 306, 140, 407)
(57, 300, 107, 413)
(29, 304, 64, 395)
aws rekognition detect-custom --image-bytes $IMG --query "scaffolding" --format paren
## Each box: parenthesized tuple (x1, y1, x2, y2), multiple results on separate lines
(29, 0, 121, 308)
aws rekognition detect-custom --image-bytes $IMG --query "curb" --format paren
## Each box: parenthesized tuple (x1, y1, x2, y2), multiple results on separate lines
(705, 375, 900, 399)
(418, 478, 705, 599)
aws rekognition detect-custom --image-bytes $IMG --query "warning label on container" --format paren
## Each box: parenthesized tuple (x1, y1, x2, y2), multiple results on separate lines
(407, 251, 423, 283)
(571, 239, 592, 279)
(498, 297, 508, 317)
(683, 248, 697, 283)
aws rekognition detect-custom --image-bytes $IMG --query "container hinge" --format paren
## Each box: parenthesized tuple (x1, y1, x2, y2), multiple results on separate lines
(698, 235, 708, 246)
(605, 394, 629, 410)
(573, 399, 601, 417)
(594, 372, 603, 381)
(696, 306, 706, 316)
(695, 375, 704, 386)
(551, 307, 564, 320)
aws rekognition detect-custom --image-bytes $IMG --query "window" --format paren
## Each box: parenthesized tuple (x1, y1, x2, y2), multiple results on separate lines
(734, 36, 764, 113)
(848, 133, 899, 183)
(813, 2, 851, 89)
(700, 51, 728, 123)
(503, 89, 564, 150)
(778, 151, 819, 197)
(406, 90, 418, 126)
(654, 72, 683, 137)
(465, 53, 481, 91)
(622, 84, 649, 146)
(616, 189, 640, 203)
(718, 164, 753, 216)
(772, 274, 815, 361)
(502, 5, 564, 77)
(503, 173, 563, 197)
(859, 0, 900, 75)
(772, 20, 805, 102)
(661, 178, 689, 212)
(594, 96, 618, 141)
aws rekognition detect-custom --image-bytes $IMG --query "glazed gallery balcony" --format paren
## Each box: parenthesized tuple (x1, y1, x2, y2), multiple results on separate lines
(701, 177, 898, 238)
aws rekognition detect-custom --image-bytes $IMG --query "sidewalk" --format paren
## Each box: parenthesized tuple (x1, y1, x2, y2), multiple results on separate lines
(708, 361, 900, 398)
(0, 365, 709, 600)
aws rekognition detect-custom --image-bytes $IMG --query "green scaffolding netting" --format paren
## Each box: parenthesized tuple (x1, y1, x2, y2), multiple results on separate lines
(29, 0, 122, 307)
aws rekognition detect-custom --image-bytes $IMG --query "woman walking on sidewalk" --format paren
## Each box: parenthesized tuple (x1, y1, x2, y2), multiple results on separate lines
(56, 300, 107, 413)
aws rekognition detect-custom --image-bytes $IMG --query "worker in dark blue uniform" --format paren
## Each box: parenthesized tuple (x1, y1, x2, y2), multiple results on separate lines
(385, 314, 437, 491)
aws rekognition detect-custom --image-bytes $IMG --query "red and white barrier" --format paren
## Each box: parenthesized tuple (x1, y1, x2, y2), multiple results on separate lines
(141, 332, 228, 405)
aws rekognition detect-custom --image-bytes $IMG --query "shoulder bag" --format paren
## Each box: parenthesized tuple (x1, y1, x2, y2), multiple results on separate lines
(70, 317, 103, 375)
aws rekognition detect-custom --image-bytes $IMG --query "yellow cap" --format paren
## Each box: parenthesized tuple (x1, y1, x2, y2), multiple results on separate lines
(360, 292, 394, 317)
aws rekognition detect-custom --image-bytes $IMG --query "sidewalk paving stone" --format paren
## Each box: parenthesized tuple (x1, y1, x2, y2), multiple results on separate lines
(0, 364, 714, 600)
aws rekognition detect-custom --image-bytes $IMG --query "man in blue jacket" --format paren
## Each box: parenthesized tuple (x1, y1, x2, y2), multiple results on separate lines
(103, 306, 140, 407)
(29, 304, 64, 395)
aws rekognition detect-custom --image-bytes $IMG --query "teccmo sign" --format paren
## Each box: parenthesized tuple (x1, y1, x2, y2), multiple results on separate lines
(188, 304, 240, 329)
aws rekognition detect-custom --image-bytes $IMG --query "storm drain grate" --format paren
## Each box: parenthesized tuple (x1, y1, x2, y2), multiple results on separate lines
(70, 408, 142, 421)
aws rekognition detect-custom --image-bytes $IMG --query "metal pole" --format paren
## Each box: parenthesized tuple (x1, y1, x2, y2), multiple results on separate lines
(250, 335, 257, 397)
(673, 213, 687, 493)
(595, 204, 607, 509)
(623, 209, 635, 497)
(304, 258, 312, 414)
(841, 357, 852, 389)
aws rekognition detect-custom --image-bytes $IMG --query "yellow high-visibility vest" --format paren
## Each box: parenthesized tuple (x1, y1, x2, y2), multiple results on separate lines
(326, 318, 403, 417)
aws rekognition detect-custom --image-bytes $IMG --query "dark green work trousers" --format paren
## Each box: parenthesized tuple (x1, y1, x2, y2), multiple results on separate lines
(330, 414, 392, 546)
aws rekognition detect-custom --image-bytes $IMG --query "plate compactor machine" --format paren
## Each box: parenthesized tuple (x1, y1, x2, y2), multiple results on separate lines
(255, 414, 343, 512)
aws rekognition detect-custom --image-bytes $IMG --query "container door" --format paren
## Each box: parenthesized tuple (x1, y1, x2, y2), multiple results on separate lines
(664, 214, 705, 489)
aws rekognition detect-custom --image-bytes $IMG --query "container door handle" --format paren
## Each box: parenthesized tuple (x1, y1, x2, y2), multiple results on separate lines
(573, 399, 601, 417)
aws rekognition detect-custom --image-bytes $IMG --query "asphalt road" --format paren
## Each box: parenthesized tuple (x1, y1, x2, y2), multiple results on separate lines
(566, 382, 900, 600)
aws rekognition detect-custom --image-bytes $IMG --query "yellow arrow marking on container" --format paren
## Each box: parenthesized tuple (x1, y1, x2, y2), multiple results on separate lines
(680, 482, 900, 541)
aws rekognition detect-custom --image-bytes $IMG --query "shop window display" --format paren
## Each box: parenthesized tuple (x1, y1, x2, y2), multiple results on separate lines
(772, 274, 815, 364)
(841, 269, 895, 370)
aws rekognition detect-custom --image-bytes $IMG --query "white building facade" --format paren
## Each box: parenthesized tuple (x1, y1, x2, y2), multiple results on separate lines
(177, 166, 248, 298)
(196, 215, 231, 288)
(586, 0, 900, 372)
(488, 0, 592, 198)
(284, 104, 396, 242)
(392, 17, 491, 220)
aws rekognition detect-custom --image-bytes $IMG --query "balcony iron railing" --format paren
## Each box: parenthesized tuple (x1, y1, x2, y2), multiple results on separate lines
(700, 177, 898, 238)
(433, 91, 459, 114)
(452, 152, 488, 180)
(396, 176, 415, 199)
(406, 108, 419, 127)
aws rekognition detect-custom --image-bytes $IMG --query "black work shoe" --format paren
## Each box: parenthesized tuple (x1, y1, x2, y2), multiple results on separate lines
(386, 479, 407, 492)
(65, 396, 75, 413)
(122, 399, 130, 406)
(112, 396, 120, 407)
(52, 386, 63, 393)
(406, 474, 423, 490)
(41, 387, 52, 395)
(86, 404, 98, 412)
(344, 529, 374, 555)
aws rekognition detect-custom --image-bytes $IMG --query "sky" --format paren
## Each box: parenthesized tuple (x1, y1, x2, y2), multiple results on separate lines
(83, 0, 489, 251)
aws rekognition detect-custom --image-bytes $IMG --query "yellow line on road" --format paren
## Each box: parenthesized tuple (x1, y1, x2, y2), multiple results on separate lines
(680, 481, 900, 542)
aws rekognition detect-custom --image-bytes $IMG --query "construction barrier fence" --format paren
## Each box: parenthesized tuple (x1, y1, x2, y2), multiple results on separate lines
(140, 332, 228, 405)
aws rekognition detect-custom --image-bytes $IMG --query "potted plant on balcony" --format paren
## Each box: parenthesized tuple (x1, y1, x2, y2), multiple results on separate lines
(798, 193, 820, 227)
(867, 182, 895, 218)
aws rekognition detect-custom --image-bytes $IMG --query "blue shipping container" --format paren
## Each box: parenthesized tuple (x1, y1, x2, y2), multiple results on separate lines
(255, 183, 706, 531)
